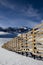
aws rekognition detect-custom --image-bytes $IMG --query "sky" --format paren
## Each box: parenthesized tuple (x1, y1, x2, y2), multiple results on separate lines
(0, 0, 43, 28)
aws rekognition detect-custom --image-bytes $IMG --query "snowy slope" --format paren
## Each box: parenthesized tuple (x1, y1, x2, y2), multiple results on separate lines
(0, 46, 43, 65)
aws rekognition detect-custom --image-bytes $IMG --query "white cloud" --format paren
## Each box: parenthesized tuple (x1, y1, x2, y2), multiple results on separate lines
(21, 5, 41, 21)
(0, 0, 42, 21)
(0, 0, 42, 28)
(0, 14, 41, 28)
(0, 0, 15, 10)
(0, 15, 8, 20)
(4, 18, 39, 28)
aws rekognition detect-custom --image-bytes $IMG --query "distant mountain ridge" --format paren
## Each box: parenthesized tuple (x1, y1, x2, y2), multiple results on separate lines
(0, 27, 32, 33)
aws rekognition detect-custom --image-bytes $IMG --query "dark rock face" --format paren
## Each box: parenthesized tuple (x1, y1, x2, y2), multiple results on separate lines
(0, 27, 32, 33)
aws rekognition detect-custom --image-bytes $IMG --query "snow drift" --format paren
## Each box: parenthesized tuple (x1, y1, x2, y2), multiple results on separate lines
(0, 46, 43, 65)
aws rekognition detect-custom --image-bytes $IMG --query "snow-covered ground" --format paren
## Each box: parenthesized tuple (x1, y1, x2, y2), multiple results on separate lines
(0, 46, 43, 65)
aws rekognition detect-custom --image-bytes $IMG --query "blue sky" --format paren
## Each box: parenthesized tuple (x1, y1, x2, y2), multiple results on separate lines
(0, 0, 43, 28)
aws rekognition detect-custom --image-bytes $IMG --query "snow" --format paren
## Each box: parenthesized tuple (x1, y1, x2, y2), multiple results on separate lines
(0, 32, 9, 35)
(18, 34, 21, 36)
(0, 46, 43, 65)
(0, 38, 12, 46)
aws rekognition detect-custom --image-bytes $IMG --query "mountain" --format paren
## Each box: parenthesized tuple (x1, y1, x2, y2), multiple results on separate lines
(0, 27, 32, 38)
(0, 27, 32, 33)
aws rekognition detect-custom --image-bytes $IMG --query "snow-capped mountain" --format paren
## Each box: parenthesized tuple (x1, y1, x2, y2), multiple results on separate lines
(0, 27, 32, 33)
(0, 27, 32, 38)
